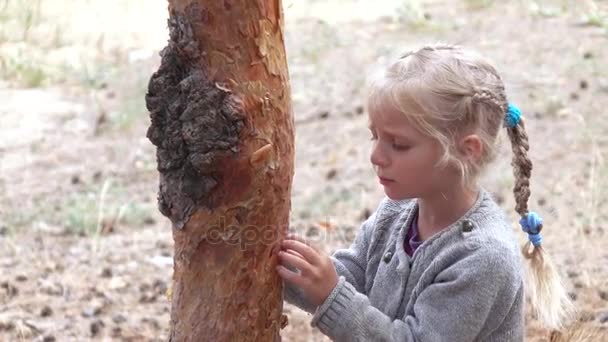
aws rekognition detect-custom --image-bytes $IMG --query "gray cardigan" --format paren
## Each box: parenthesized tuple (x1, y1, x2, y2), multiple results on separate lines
(284, 189, 524, 341)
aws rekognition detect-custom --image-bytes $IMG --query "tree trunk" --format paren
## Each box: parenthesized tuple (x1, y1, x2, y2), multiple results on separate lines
(145, 0, 293, 341)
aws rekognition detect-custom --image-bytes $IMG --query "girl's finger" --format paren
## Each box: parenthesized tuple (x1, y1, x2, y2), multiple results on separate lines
(276, 265, 305, 287)
(279, 250, 310, 273)
(282, 239, 321, 266)
(285, 249, 305, 260)
(286, 234, 318, 251)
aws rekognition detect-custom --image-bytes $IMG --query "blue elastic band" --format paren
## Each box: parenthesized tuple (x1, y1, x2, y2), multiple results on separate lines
(505, 103, 522, 128)
(527, 233, 542, 247)
(519, 211, 543, 247)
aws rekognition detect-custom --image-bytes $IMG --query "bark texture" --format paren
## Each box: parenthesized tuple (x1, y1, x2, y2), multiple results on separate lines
(145, 1, 293, 340)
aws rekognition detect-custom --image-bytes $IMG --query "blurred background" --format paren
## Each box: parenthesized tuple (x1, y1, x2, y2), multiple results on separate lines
(1, 0, 607, 340)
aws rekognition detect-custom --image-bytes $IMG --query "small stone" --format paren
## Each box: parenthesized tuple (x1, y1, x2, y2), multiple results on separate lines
(40, 306, 53, 317)
(570, 92, 579, 100)
(101, 267, 113, 278)
(90, 319, 104, 336)
(42, 335, 56, 342)
(355, 106, 364, 115)
(360, 208, 372, 221)
(143, 217, 156, 225)
(298, 210, 311, 219)
(139, 293, 157, 303)
(39, 281, 63, 296)
(305, 226, 320, 238)
(566, 270, 579, 279)
(112, 314, 127, 324)
(82, 308, 98, 317)
(568, 292, 577, 301)
(1, 281, 18, 297)
(599, 312, 608, 323)
(70, 175, 81, 185)
(152, 279, 167, 295)
(318, 111, 330, 119)
(583, 51, 593, 59)
(141, 317, 160, 329)
(580, 80, 589, 90)
(537, 198, 547, 207)
(82, 302, 103, 317)
(108, 277, 127, 290)
(0, 226, 8, 235)
(574, 281, 584, 289)
(15, 274, 27, 282)
(326, 169, 337, 180)
(155, 240, 170, 249)
(93, 171, 102, 181)
(342, 225, 356, 241)
(599, 290, 608, 301)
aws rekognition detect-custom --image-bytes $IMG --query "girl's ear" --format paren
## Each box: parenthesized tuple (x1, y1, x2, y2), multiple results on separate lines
(460, 134, 483, 162)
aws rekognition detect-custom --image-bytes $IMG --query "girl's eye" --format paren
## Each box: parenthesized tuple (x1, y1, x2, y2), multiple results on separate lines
(392, 143, 410, 151)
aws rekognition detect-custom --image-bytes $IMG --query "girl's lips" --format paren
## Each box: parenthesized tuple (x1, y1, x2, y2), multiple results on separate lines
(378, 177, 394, 185)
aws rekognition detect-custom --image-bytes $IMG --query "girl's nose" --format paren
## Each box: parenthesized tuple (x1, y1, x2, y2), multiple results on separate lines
(370, 142, 389, 168)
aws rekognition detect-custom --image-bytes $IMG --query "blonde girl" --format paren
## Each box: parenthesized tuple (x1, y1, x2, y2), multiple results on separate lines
(277, 44, 572, 341)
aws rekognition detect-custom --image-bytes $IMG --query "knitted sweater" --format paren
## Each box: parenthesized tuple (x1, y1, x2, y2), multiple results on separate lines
(284, 189, 525, 341)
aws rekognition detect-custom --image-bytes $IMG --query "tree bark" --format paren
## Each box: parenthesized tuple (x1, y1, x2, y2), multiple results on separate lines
(145, 1, 293, 341)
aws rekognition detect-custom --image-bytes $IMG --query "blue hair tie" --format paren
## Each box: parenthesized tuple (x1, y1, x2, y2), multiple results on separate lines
(519, 211, 543, 247)
(505, 103, 522, 128)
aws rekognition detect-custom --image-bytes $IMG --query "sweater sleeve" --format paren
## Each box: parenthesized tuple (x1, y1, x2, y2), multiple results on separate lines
(310, 245, 523, 342)
(283, 210, 378, 314)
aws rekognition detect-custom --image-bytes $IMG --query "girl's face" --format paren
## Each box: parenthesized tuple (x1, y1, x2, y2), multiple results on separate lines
(368, 106, 460, 200)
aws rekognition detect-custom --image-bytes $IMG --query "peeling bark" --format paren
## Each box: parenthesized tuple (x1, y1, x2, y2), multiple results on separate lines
(146, 1, 293, 341)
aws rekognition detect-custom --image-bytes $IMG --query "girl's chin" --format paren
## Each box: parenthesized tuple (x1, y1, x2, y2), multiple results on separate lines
(382, 186, 415, 201)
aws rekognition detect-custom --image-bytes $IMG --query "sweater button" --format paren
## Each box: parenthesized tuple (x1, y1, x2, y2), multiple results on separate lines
(383, 251, 393, 263)
(462, 220, 474, 232)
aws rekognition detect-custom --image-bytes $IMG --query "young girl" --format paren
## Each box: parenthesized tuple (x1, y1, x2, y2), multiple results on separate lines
(276, 44, 573, 341)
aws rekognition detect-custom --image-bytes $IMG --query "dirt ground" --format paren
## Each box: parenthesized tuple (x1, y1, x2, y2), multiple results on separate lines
(1, 0, 608, 341)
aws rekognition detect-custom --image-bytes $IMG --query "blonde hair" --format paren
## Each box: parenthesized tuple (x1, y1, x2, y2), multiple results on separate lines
(368, 43, 573, 329)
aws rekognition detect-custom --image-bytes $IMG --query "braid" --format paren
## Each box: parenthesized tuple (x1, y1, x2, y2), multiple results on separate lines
(505, 108, 574, 330)
(506, 119, 533, 216)
(471, 86, 507, 113)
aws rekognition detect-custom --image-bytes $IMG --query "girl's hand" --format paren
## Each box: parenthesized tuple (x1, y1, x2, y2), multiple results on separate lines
(276, 234, 339, 307)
